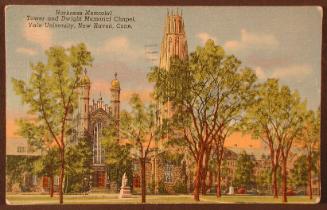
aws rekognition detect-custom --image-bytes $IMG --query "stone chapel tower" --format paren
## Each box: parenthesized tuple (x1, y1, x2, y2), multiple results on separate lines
(79, 69, 91, 135)
(110, 72, 121, 131)
(159, 9, 188, 70)
(158, 9, 188, 122)
(152, 9, 189, 194)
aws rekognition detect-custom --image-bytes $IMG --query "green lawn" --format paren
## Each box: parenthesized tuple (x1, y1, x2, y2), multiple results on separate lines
(6, 193, 320, 205)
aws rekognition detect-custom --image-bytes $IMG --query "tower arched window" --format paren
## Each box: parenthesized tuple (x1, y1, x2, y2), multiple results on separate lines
(179, 20, 181, 33)
(168, 37, 172, 54)
(176, 37, 179, 56)
(174, 19, 176, 33)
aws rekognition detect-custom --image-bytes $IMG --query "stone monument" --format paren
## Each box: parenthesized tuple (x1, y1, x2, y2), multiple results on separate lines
(119, 173, 132, 198)
(228, 186, 235, 195)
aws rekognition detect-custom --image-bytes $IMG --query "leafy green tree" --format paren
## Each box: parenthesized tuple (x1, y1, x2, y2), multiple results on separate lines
(102, 125, 133, 192)
(298, 109, 320, 199)
(290, 152, 319, 197)
(119, 94, 162, 203)
(244, 79, 281, 198)
(16, 119, 51, 150)
(276, 87, 306, 202)
(290, 155, 307, 189)
(148, 39, 257, 201)
(6, 156, 38, 192)
(244, 79, 306, 202)
(233, 151, 256, 190)
(255, 154, 274, 194)
(12, 43, 93, 204)
(65, 134, 93, 193)
(16, 118, 58, 196)
(256, 167, 271, 194)
(34, 148, 60, 197)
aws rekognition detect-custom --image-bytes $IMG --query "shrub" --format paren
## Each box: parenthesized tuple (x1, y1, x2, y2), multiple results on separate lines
(158, 180, 168, 194)
(173, 180, 187, 194)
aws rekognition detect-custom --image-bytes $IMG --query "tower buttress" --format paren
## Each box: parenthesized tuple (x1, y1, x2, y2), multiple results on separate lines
(110, 72, 120, 135)
(79, 69, 90, 135)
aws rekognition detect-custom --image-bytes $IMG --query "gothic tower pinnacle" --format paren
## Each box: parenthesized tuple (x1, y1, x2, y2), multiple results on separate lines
(159, 9, 188, 70)
(110, 72, 120, 133)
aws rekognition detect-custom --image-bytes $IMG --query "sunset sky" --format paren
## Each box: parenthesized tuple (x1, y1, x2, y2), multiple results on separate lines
(6, 6, 322, 152)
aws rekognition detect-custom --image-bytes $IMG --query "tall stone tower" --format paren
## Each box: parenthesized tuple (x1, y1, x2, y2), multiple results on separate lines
(79, 69, 91, 135)
(110, 72, 120, 132)
(159, 9, 188, 70)
(158, 9, 188, 121)
(152, 9, 189, 194)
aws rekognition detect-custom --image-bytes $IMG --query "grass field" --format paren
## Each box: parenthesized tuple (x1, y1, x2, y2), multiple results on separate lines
(6, 193, 320, 205)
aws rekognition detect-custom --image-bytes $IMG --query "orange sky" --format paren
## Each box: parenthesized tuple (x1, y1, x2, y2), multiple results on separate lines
(7, 115, 263, 151)
(6, 118, 18, 139)
(225, 132, 263, 150)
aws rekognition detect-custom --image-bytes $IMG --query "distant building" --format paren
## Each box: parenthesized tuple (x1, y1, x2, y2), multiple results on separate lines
(6, 137, 41, 157)
(5, 138, 46, 192)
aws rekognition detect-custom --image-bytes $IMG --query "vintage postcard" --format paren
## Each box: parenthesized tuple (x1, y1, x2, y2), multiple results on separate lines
(5, 5, 322, 204)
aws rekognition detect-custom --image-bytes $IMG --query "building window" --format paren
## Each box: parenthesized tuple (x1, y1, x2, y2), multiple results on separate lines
(17, 146, 26, 153)
(54, 176, 59, 185)
(164, 164, 173, 183)
(42, 176, 49, 189)
(133, 163, 139, 172)
(32, 175, 38, 185)
(133, 175, 140, 188)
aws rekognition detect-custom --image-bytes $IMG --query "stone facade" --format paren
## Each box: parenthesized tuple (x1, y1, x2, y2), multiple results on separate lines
(73, 71, 121, 189)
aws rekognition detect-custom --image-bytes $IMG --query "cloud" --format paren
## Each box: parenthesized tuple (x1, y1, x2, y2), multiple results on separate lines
(270, 64, 313, 79)
(96, 36, 144, 60)
(197, 32, 217, 45)
(16, 47, 37, 56)
(224, 29, 279, 52)
(252, 64, 313, 81)
(23, 21, 53, 49)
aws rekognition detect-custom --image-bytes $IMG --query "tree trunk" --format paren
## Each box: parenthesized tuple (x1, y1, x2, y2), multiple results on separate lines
(269, 146, 278, 198)
(201, 152, 210, 195)
(140, 158, 146, 203)
(193, 148, 204, 201)
(281, 159, 287, 203)
(208, 171, 213, 193)
(272, 165, 278, 198)
(201, 169, 207, 195)
(58, 149, 65, 204)
(216, 163, 221, 198)
(49, 175, 54, 198)
(307, 154, 313, 200)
